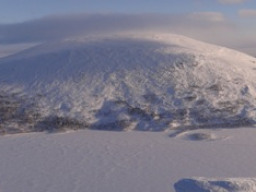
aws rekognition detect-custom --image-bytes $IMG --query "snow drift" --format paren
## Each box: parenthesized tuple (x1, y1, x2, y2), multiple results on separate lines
(0, 33, 256, 134)
(174, 178, 256, 192)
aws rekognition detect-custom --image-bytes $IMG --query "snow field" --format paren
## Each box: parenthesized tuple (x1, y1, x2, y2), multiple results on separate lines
(1, 128, 256, 192)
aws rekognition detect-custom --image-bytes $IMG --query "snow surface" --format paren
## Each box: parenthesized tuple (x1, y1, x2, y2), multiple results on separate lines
(175, 177, 256, 192)
(0, 33, 256, 133)
(1, 32, 256, 191)
(1, 128, 256, 192)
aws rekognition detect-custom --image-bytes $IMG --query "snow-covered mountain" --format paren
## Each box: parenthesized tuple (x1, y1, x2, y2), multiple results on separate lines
(0, 33, 256, 133)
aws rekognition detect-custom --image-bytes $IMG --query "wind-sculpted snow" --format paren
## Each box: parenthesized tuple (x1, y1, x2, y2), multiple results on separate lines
(0, 33, 256, 134)
(174, 178, 256, 192)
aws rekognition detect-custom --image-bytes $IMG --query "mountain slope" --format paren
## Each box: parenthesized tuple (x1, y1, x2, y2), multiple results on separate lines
(0, 33, 256, 133)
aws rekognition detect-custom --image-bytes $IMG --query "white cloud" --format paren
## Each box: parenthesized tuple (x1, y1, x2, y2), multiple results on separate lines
(218, 0, 247, 4)
(0, 13, 255, 56)
(0, 43, 36, 58)
(190, 12, 225, 22)
(239, 9, 256, 17)
(0, 13, 231, 44)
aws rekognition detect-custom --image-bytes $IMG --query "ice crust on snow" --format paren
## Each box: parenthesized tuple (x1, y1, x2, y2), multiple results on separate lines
(0, 33, 256, 133)
(174, 177, 256, 192)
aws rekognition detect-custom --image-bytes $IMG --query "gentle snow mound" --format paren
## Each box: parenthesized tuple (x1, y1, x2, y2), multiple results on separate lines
(175, 131, 219, 141)
(174, 178, 256, 192)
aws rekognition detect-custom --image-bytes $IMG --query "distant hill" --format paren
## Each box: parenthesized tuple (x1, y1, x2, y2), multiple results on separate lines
(0, 33, 256, 134)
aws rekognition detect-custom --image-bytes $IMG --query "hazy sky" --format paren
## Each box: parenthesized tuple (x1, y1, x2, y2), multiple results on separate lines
(0, 0, 255, 23)
(0, 0, 256, 55)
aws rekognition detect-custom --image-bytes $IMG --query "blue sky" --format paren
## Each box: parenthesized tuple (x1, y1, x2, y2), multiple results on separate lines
(0, 0, 256, 55)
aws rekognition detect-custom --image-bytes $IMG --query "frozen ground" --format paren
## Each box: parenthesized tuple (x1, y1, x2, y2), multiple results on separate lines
(1, 127, 256, 192)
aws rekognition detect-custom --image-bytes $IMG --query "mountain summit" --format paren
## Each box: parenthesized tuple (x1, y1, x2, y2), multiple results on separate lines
(0, 33, 256, 133)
